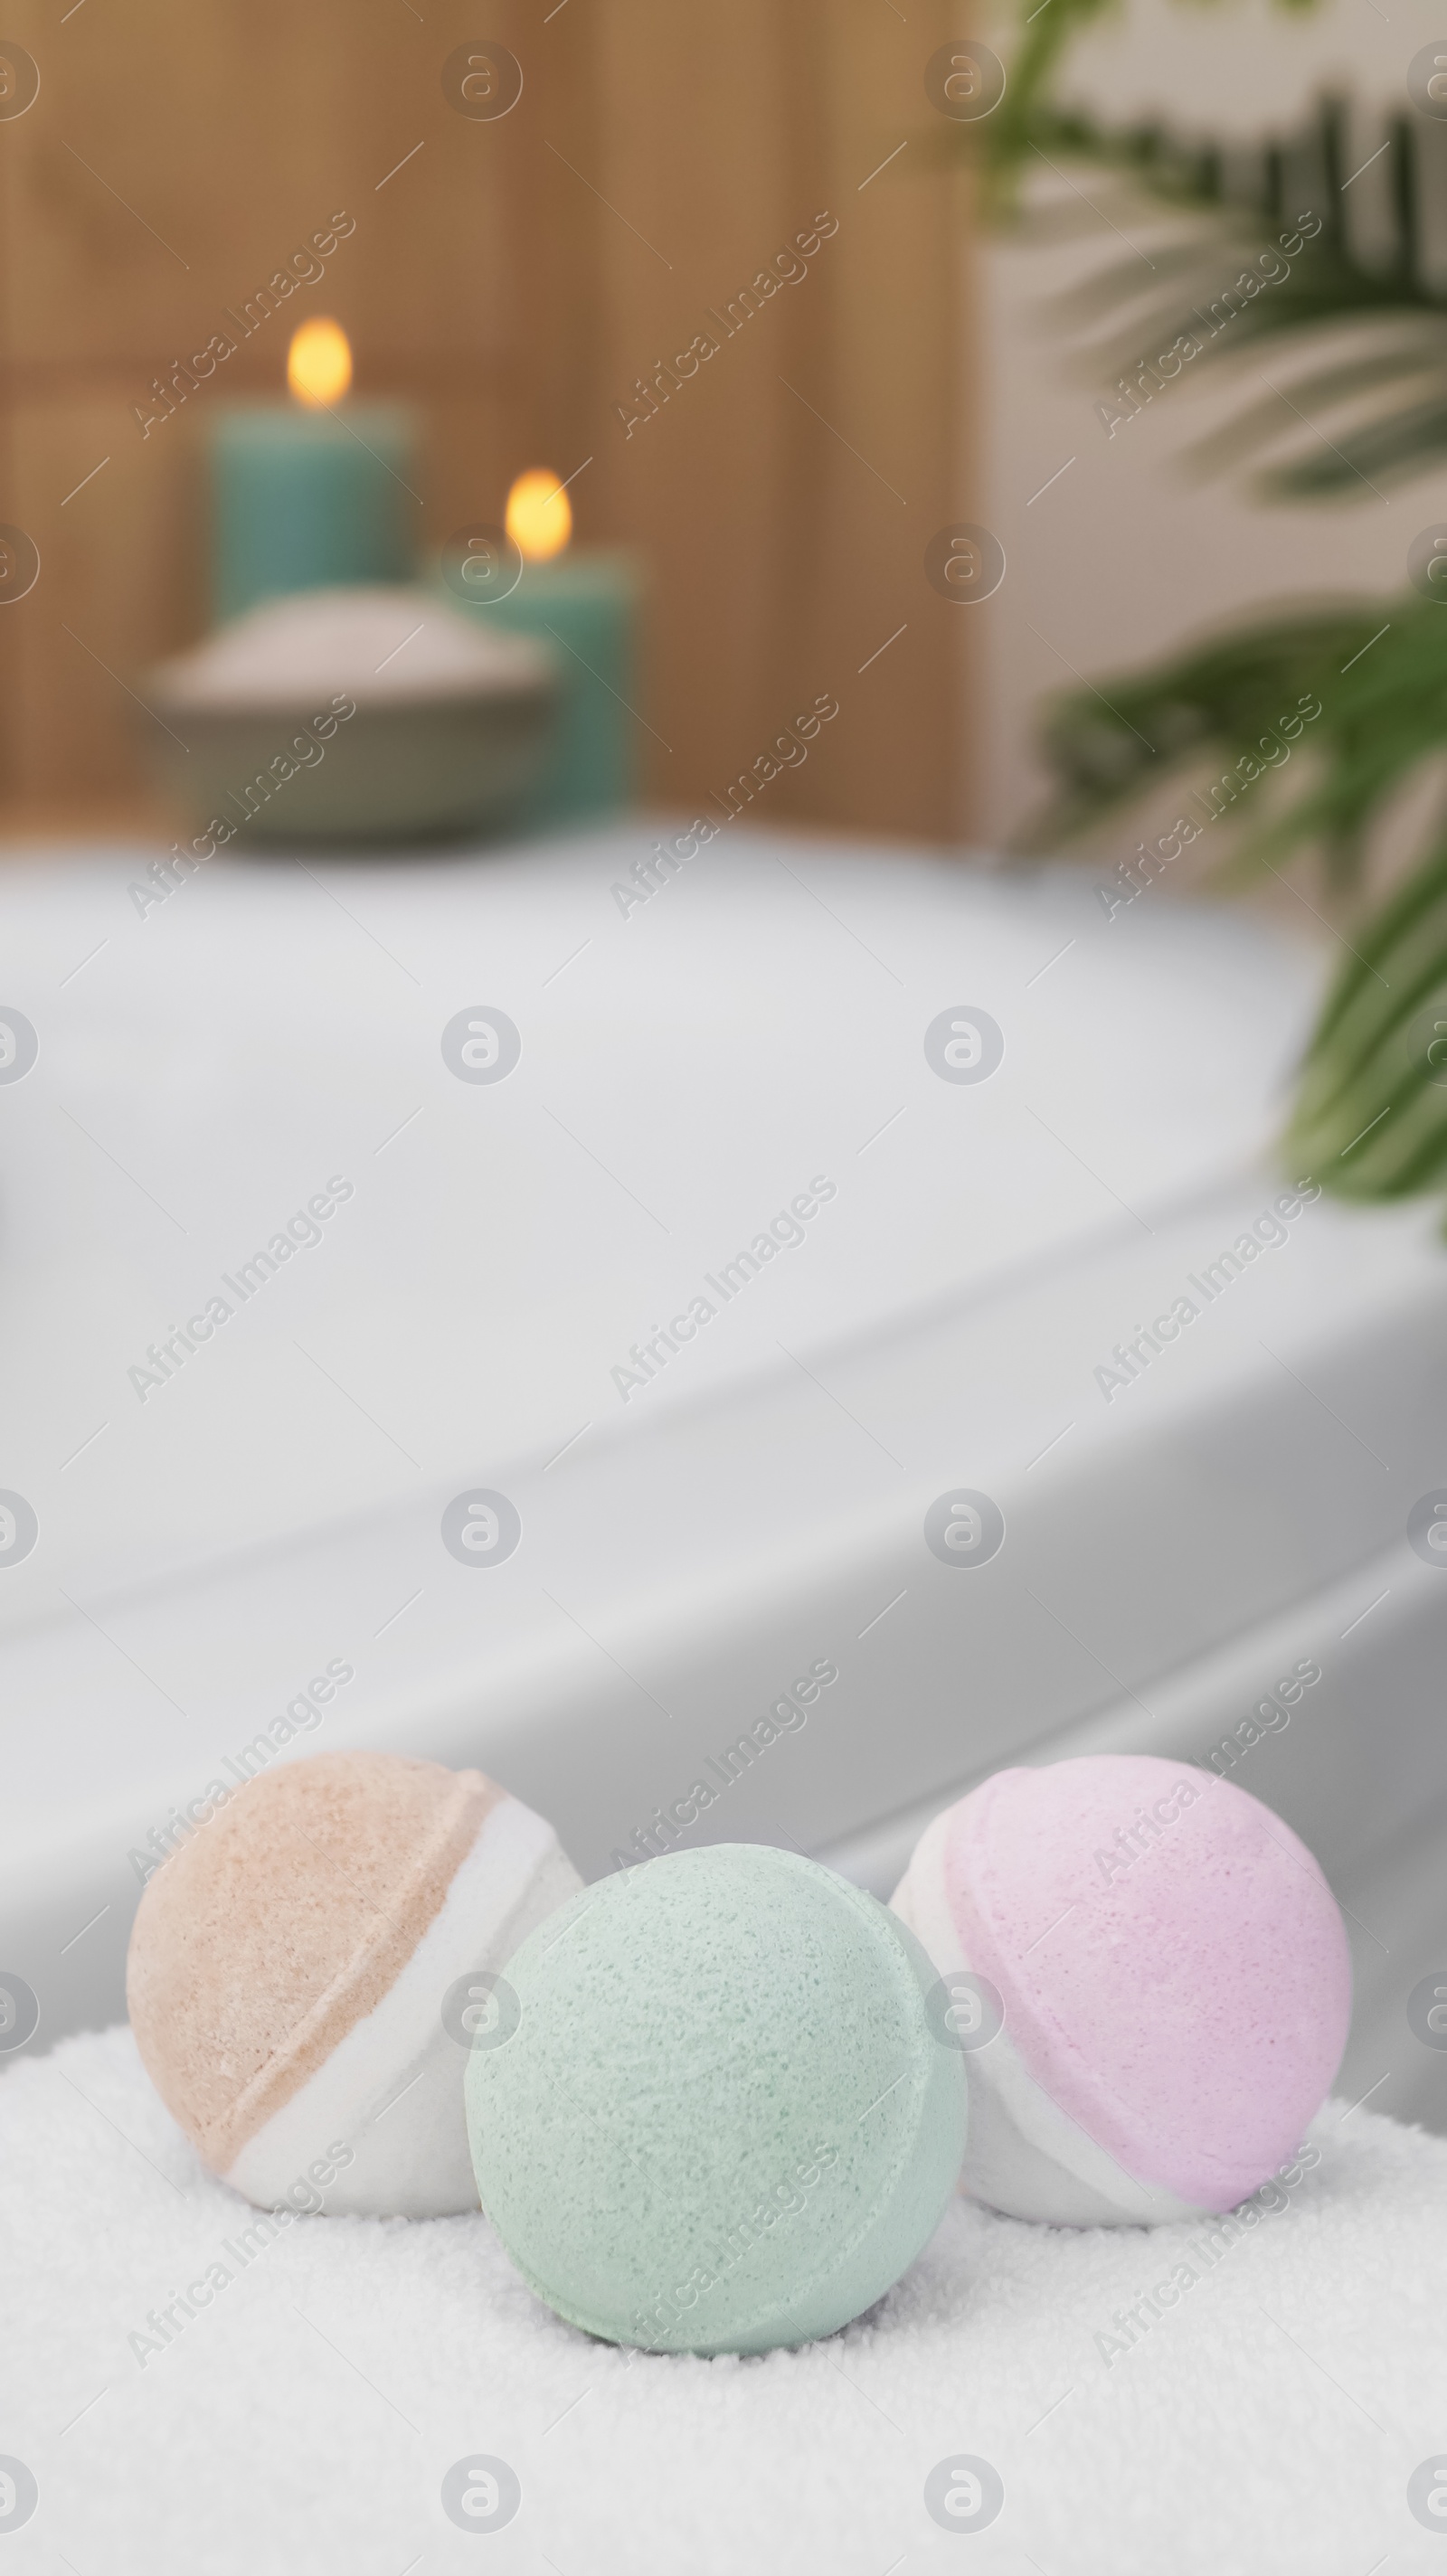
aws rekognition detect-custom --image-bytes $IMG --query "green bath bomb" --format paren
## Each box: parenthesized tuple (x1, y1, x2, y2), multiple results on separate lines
(467, 1843, 968, 2354)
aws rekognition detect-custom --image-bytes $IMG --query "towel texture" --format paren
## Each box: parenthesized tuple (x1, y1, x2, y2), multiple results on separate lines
(4, 2024, 1445, 2575)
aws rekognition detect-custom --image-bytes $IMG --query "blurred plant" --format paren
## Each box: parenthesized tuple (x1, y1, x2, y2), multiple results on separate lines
(1023, 601, 1442, 894)
(969, 49, 1447, 1212)
(1012, 95, 1447, 499)
(1291, 845, 1447, 1199)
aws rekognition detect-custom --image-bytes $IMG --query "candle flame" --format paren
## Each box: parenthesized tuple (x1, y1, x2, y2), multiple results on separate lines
(506, 468, 572, 563)
(288, 317, 353, 408)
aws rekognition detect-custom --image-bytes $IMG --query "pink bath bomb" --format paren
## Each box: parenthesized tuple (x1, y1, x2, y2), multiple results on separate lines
(892, 1754, 1350, 2225)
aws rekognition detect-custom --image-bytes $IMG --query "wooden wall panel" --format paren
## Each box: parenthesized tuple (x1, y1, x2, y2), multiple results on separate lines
(9, 395, 203, 797)
(572, 0, 975, 841)
(0, 0, 977, 842)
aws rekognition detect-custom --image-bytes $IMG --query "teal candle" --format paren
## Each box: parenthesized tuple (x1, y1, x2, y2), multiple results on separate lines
(211, 405, 418, 624)
(450, 549, 641, 827)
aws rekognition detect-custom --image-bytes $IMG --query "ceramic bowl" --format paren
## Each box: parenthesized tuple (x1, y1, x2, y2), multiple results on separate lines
(138, 586, 558, 846)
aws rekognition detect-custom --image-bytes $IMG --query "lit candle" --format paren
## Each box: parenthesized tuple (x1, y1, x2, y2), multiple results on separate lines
(446, 467, 641, 826)
(211, 320, 418, 624)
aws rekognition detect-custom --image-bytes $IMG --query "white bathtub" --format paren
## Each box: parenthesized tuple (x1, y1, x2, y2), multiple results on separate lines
(1, 826, 1442, 2127)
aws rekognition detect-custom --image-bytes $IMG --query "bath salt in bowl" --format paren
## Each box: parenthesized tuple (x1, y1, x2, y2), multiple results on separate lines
(138, 587, 558, 846)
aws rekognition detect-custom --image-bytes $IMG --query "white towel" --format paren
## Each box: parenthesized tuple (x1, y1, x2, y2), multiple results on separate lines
(4, 2024, 1443, 2575)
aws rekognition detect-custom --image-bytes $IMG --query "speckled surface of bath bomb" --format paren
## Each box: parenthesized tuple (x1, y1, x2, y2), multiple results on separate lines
(892, 1754, 1350, 2226)
(467, 1843, 968, 2354)
(128, 1750, 581, 2216)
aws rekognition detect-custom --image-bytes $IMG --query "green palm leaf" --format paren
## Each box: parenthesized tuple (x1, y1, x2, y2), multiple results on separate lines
(986, 21, 1447, 1217)
(1289, 847, 1447, 1199)
(1022, 602, 1447, 874)
(991, 94, 1447, 497)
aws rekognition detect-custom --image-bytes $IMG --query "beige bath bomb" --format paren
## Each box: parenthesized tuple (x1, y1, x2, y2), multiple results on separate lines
(127, 1750, 581, 2217)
